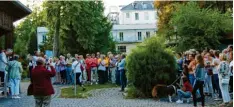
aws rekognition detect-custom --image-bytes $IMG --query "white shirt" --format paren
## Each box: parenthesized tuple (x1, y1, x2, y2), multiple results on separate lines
(212, 58, 220, 74)
(0, 52, 7, 72)
(72, 60, 81, 73)
(32, 56, 38, 68)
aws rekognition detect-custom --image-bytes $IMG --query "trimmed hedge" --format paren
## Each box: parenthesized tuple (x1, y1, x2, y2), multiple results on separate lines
(126, 36, 176, 97)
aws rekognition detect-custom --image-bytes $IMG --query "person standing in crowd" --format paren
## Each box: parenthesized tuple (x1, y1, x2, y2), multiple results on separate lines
(79, 55, 86, 83)
(176, 76, 193, 104)
(31, 57, 55, 107)
(119, 54, 127, 92)
(85, 54, 92, 84)
(109, 54, 117, 84)
(27, 54, 33, 81)
(176, 53, 183, 76)
(54, 58, 61, 84)
(188, 54, 196, 86)
(0, 49, 13, 86)
(192, 54, 205, 107)
(115, 54, 121, 86)
(218, 53, 231, 106)
(90, 53, 98, 85)
(59, 56, 67, 84)
(7, 55, 23, 99)
(183, 51, 190, 66)
(212, 51, 222, 101)
(96, 52, 100, 59)
(97, 55, 106, 84)
(229, 52, 233, 94)
(72, 56, 86, 91)
(204, 53, 214, 97)
(104, 54, 110, 83)
(66, 53, 73, 84)
(32, 51, 40, 69)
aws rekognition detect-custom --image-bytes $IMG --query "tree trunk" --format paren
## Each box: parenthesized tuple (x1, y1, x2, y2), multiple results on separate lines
(53, 6, 60, 57)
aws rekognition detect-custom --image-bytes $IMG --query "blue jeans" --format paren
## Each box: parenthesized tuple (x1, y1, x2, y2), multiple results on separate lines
(213, 74, 222, 98)
(177, 89, 191, 100)
(9, 78, 20, 96)
(66, 67, 72, 84)
(116, 69, 121, 85)
(204, 74, 213, 96)
(189, 74, 195, 86)
(120, 69, 127, 91)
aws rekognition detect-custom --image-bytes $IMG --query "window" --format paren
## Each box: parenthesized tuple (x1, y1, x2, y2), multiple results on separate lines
(135, 13, 139, 20)
(146, 31, 150, 38)
(42, 34, 46, 43)
(138, 32, 142, 40)
(144, 12, 149, 20)
(126, 13, 130, 18)
(143, 3, 147, 9)
(119, 32, 123, 41)
(118, 46, 126, 53)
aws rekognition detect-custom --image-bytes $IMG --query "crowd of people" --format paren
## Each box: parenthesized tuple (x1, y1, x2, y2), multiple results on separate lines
(27, 51, 127, 91)
(0, 45, 233, 107)
(175, 45, 233, 107)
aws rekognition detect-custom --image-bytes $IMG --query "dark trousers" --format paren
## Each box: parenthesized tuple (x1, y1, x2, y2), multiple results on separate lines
(29, 66, 33, 82)
(75, 73, 82, 86)
(116, 69, 121, 85)
(86, 69, 91, 82)
(192, 80, 205, 107)
(0, 71, 4, 85)
(98, 70, 105, 84)
(213, 74, 222, 98)
(104, 67, 109, 83)
(120, 69, 127, 91)
(230, 76, 233, 93)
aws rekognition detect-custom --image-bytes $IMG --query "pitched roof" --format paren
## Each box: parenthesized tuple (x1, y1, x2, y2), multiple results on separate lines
(121, 1, 154, 11)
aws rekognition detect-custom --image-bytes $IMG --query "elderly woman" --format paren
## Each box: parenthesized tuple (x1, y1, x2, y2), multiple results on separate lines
(31, 57, 55, 107)
(97, 55, 106, 84)
(59, 56, 67, 84)
(7, 55, 23, 99)
(218, 53, 231, 106)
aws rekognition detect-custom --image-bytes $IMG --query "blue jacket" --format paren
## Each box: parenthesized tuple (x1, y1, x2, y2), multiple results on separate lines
(195, 64, 205, 81)
(118, 58, 126, 70)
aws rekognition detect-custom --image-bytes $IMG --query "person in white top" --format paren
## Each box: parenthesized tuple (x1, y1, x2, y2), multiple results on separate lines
(212, 51, 222, 100)
(71, 56, 85, 91)
(0, 49, 13, 85)
(32, 51, 40, 68)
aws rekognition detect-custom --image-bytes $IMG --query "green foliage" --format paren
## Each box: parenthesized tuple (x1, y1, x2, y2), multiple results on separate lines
(43, 1, 114, 55)
(125, 86, 145, 99)
(168, 2, 232, 52)
(126, 36, 176, 97)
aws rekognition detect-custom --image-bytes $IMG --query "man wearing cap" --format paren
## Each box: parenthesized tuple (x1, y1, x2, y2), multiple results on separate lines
(0, 49, 13, 86)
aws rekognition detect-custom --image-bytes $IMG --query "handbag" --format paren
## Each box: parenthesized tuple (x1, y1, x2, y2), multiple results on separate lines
(221, 78, 229, 84)
(27, 83, 33, 96)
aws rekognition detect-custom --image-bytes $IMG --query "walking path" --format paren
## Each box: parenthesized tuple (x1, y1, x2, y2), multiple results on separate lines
(0, 82, 226, 107)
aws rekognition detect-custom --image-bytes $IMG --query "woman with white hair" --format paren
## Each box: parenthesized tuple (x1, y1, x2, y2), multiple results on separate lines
(7, 55, 23, 98)
(59, 55, 67, 84)
(218, 53, 231, 106)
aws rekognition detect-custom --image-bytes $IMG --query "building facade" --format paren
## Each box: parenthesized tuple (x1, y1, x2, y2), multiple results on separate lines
(37, 27, 49, 51)
(109, 1, 157, 54)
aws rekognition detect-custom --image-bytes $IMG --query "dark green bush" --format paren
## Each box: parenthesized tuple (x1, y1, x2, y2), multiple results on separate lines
(126, 36, 176, 97)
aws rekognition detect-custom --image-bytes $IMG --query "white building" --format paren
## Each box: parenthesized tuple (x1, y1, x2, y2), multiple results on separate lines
(109, 1, 157, 54)
(37, 27, 48, 51)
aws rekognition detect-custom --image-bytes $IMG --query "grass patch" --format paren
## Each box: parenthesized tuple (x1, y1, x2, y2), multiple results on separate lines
(60, 83, 117, 98)
(125, 86, 145, 99)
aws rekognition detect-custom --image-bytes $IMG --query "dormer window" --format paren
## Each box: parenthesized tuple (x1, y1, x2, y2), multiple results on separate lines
(133, 3, 137, 9)
(143, 3, 147, 9)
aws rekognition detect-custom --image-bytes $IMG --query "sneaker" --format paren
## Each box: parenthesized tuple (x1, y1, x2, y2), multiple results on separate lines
(186, 99, 190, 103)
(176, 100, 183, 104)
(11, 96, 15, 99)
(15, 96, 21, 99)
(90, 82, 93, 85)
(95, 82, 98, 85)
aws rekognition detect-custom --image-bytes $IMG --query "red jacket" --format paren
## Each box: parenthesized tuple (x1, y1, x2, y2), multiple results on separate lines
(90, 58, 98, 67)
(85, 58, 92, 70)
(31, 65, 56, 96)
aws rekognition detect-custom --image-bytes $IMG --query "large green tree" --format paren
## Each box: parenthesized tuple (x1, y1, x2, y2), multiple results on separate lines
(43, 1, 114, 56)
(169, 2, 232, 51)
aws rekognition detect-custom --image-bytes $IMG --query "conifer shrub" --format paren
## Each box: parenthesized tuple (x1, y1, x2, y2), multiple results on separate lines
(126, 36, 176, 97)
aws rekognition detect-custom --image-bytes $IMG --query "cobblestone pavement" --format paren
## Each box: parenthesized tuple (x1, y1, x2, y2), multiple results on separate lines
(0, 82, 226, 107)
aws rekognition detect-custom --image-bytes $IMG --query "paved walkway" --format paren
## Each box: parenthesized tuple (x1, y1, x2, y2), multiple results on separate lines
(0, 82, 225, 107)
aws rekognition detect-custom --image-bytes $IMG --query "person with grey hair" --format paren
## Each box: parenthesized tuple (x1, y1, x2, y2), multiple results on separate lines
(6, 55, 23, 98)
(0, 49, 13, 86)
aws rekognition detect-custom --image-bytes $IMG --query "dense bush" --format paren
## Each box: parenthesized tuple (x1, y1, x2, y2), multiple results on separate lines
(126, 36, 176, 97)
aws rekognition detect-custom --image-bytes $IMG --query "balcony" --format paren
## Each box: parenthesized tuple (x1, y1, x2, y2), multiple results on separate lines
(112, 24, 157, 30)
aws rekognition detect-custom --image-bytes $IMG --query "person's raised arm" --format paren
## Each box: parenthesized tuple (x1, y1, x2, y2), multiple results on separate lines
(46, 64, 56, 77)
